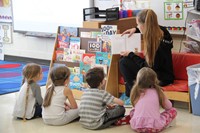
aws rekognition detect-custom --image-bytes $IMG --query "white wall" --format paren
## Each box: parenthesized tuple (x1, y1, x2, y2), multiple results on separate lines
(4, 32, 55, 60)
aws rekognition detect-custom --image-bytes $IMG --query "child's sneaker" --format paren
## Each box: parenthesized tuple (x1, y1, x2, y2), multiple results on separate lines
(124, 97, 132, 108)
(120, 93, 132, 107)
(119, 93, 129, 101)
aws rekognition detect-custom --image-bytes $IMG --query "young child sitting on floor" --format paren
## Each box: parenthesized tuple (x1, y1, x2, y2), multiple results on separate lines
(13, 63, 43, 121)
(116, 67, 177, 133)
(79, 67, 125, 130)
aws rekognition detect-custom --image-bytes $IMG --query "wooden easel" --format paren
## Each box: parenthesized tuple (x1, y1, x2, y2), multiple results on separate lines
(105, 54, 121, 97)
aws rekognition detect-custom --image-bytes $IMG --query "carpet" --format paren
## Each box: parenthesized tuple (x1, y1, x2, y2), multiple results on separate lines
(0, 60, 49, 95)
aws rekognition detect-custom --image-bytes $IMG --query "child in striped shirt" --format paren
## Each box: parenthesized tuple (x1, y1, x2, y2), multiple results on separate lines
(79, 67, 125, 130)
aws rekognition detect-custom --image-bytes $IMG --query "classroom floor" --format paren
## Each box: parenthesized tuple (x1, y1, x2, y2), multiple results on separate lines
(0, 86, 200, 133)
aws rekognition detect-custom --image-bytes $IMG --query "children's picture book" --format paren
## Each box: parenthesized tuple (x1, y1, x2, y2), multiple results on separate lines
(72, 54, 83, 63)
(95, 52, 110, 66)
(82, 53, 96, 65)
(63, 48, 85, 62)
(69, 37, 81, 49)
(91, 31, 102, 38)
(57, 34, 70, 48)
(56, 50, 64, 61)
(69, 74, 83, 90)
(88, 41, 101, 52)
(57, 26, 78, 48)
(79, 62, 91, 75)
(69, 67, 80, 75)
(107, 53, 111, 66)
(101, 25, 117, 35)
(110, 33, 141, 54)
(59, 26, 78, 37)
(99, 35, 111, 53)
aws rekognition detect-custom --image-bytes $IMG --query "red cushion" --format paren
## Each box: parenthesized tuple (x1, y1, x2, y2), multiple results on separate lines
(118, 52, 200, 92)
(172, 52, 200, 80)
(162, 80, 188, 92)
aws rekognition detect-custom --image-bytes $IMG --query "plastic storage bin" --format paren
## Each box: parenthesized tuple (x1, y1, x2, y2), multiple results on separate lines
(187, 63, 200, 116)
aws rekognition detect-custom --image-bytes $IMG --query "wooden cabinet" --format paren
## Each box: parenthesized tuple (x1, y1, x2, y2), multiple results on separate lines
(83, 17, 137, 33)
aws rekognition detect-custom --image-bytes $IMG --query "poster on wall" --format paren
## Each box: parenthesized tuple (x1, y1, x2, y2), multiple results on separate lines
(0, 23, 12, 43)
(164, 2, 184, 20)
(0, 0, 12, 22)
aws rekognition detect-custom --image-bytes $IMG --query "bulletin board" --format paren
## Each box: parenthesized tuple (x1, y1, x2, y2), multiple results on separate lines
(164, 2, 184, 20)
(150, 0, 193, 27)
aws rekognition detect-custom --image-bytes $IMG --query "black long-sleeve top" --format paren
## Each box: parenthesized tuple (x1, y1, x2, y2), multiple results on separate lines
(128, 26, 174, 84)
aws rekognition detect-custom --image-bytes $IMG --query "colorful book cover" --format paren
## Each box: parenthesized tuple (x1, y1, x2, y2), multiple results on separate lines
(69, 67, 80, 75)
(101, 25, 117, 35)
(91, 31, 102, 38)
(79, 62, 91, 75)
(63, 48, 73, 62)
(100, 35, 111, 53)
(73, 67, 80, 75)
(95, 52, 110, 66)
(57, 34, 70, 48)
(69, 37, 81, 49)
(59, 26, 78, 37)
(107, 53, 111, 66)
(69, 74, 83, 90)
(56, 50, 64, 61)
(82, 53, 96, 65)
(88, 41, 101, 52)
(63, 48, 85, 62)
(72, 54, 82, 63)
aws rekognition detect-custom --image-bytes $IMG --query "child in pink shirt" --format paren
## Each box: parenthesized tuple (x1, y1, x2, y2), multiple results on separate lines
(116, 67, 177, 132)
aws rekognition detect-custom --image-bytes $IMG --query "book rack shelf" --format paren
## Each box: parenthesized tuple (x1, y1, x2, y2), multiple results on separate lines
(46, 26, 104, 99)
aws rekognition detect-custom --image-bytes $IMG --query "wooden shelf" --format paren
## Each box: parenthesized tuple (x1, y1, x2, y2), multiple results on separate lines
(54, 61, 80, 67)
(83, 17, 137, 33)
(169, 31, 186, 35)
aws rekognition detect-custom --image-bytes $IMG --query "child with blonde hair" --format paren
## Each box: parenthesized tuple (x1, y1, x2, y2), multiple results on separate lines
(42, 66, 79, 126)
(13, 63, 43, 120)
(117, 67, 177, 132)
(79, 67, 125, 130)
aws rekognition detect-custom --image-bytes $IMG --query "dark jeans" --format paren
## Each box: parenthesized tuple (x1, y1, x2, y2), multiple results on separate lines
(97, 105, 125, 129)
(119, 57, 141, 97)
(34, 104, 42, 118)
(17, 104, 42, 120)
(119, 57, 173, 97)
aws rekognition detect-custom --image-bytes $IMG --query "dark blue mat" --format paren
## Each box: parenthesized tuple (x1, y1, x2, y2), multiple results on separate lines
(0, 60, 49, 95)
